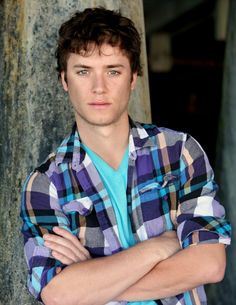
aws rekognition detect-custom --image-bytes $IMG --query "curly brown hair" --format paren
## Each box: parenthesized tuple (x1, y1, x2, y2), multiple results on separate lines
(55, 7, 142, 78)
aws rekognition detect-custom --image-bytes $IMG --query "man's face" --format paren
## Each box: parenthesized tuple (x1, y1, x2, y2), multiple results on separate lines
(61, 44, 137, 128)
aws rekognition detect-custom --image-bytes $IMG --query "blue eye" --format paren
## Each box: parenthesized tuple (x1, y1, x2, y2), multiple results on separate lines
(108, 70, 120, 76)
(77, 70, 89, 75)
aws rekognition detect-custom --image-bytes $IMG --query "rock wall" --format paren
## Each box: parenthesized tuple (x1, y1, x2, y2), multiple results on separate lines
(0, 1, 150, 304)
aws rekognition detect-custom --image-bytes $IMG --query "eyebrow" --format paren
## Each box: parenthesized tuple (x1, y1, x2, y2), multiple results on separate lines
(73, 64, 91, 69)
(106, 64, 125, 69)
(72, 64, 125, 69)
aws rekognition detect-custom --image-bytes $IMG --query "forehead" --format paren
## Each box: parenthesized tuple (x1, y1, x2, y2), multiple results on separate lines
(67, 44, 130, 66)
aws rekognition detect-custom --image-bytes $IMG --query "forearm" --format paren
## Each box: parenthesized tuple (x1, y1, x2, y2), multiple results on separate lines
(117, 243, 226, 302)
(41, 238, 161, 305)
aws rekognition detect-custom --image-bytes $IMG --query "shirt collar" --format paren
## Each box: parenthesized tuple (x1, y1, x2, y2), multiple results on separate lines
(55, 119, 156, 167)
(128, 118, 156, 160)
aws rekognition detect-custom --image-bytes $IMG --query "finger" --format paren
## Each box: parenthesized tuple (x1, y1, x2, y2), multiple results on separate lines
(52, 250, 74, 265)
(44, 233, 87, 260)
(44, 228, 91, 260)
(44, 240, 88, 262)
(53, 227, 91, 259)
(56, 267, 62, 274)
(45, 238, 90, 262)
(44, 235, 79, 258)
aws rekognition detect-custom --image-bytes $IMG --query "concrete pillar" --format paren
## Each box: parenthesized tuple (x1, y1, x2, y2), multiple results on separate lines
(0, 1, 150, 304)
(207, 0, 236, 304)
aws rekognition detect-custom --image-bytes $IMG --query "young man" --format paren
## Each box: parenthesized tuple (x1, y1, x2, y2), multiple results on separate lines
(20, 7, 231, 305)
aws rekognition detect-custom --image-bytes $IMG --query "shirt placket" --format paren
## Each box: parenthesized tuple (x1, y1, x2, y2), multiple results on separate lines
(75, 154, 123, 255)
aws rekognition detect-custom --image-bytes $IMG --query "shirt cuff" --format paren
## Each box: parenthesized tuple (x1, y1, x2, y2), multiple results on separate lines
(181, 230, 231, 249)
(177, 217, 231, 249)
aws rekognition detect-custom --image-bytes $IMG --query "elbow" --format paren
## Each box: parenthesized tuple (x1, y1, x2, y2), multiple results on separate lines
(41, 284, 69, 305)
(41, 284, 59, 305)
(211, 262, 226, 283)
(207, 258, 226, 284)
(201, 243, 227, 284)
(41, 283, 87, 305)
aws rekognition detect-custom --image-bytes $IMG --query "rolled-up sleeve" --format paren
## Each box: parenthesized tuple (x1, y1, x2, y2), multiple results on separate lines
(176, 134, 231, 249)
(20, 171, 69, 301)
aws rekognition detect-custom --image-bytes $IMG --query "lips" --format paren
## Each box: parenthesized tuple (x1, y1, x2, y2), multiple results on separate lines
(89, 100, 110, 104)
(88, 101, 111, 108)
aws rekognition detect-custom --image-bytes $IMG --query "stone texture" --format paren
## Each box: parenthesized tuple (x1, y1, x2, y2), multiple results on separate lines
(0, 1, 150, 304)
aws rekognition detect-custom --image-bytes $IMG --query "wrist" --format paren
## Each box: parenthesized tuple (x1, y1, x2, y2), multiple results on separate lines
(137, 232, 180, 263)
(136, 238, 163, 264)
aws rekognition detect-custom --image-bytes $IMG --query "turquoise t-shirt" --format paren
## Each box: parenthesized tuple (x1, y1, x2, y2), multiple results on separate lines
(82, 144, 156, 305)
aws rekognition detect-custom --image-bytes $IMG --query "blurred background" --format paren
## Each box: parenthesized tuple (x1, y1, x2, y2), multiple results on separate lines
(143, 0, 228, 167)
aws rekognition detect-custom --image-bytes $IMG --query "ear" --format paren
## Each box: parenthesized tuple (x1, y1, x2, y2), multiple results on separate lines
(130, 72, 138, 91)
(61, 71, 68, 92)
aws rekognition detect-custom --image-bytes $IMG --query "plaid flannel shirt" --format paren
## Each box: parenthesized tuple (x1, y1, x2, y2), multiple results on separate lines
(20, 120, 231, 304)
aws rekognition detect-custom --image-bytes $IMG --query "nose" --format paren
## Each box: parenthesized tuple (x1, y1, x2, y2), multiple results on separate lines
(92, 73, 107, 94)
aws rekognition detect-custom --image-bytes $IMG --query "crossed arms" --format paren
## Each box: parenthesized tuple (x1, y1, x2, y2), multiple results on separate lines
(21, 134, 231, 305)
(41, 227, 226, 305)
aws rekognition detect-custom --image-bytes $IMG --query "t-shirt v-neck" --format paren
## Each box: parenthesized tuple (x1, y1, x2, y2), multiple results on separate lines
(81, 143, 135, 249)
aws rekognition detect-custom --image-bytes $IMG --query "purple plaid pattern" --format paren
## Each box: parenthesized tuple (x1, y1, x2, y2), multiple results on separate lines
(20, 120, 231, 304)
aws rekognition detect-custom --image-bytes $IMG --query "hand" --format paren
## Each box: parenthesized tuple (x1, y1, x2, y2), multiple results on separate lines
(43, 227, 91, 265)
(155, 231, 181, 261)
(143, 231, 180, 263)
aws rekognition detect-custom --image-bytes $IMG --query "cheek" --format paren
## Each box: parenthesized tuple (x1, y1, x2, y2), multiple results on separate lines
(67, 81, 84, 97)
(120, 83, 133, 98)
(67, 87, 81, 105)
(115, 79, 132, 93)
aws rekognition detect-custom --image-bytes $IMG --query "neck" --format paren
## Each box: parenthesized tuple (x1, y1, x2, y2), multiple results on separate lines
(76, 116, 130, 169)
